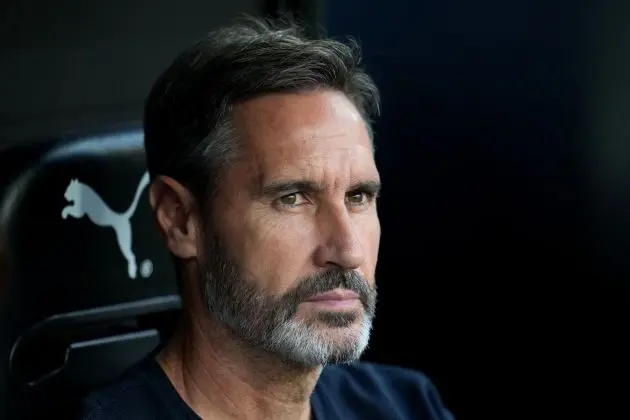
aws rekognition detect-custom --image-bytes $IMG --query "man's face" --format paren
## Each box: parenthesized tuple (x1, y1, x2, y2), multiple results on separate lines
(201, 89, 381, 367)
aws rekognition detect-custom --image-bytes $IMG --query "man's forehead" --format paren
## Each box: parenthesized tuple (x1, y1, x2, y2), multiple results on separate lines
(235, 89, 361, 126)
(247, 140, 379, 196)
(233, 90, 372, 148)
(230, 90, 377, 189)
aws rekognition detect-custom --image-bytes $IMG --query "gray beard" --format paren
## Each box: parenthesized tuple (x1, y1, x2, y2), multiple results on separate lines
(201, 235, 377, 367)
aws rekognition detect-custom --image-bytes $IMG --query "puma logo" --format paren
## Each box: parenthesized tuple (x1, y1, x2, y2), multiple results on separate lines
(61, 171, 152, 279)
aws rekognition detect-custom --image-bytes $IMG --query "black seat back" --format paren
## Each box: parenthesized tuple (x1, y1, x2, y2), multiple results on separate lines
(1, 127, 181, 419)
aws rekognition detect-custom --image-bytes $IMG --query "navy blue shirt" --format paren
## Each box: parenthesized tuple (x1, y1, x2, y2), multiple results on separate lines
(80, 357, 455, 419)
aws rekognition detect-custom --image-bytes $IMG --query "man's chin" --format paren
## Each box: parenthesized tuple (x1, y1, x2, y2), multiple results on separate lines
(264, 314, 373, 367)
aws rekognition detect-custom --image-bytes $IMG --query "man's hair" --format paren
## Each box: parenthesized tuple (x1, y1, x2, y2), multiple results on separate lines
(143, 15, 380, 208)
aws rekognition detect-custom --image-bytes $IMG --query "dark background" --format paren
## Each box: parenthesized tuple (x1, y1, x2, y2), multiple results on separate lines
(324, 0, 630, 417)
(2, 0, 630, 418)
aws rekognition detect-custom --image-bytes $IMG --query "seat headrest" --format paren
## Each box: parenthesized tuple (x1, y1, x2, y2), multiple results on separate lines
(1, 128, 177, 328)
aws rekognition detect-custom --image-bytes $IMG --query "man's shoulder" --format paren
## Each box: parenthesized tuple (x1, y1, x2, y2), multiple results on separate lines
(79, 361, 174, 420)
(317, 362, 455, 419)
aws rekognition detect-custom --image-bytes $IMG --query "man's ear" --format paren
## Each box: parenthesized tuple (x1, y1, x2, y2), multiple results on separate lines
(149, 176, 200, 259)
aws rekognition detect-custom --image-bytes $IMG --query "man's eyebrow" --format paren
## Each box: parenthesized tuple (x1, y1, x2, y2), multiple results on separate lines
(349, 180, 382, 196)
(260, 180, 323, 198)
(258, 179, 382, 198)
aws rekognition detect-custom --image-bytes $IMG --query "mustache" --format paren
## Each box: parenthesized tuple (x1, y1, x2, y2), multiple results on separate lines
(280, 269, 377, 314)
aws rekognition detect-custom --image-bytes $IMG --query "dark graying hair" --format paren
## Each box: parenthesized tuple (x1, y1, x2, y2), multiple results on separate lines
(143, 15, 380, 209)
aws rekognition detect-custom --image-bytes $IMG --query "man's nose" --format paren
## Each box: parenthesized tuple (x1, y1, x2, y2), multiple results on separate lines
(313, 206, 366, 270)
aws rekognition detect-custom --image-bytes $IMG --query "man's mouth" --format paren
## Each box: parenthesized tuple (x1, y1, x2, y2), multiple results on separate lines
(305, 289, 360, 309)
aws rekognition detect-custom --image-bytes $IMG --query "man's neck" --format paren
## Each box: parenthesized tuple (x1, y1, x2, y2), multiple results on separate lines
(157, 310, 322, 420)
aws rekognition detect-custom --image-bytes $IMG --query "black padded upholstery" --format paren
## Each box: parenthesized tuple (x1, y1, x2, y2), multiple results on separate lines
(1, 127, 181, 419)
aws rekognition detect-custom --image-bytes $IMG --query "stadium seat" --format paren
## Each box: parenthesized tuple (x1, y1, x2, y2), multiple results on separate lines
(0, 127, 181, 419)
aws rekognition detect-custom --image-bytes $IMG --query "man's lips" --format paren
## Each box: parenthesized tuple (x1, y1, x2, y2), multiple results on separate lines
(306, 289, 360, 302)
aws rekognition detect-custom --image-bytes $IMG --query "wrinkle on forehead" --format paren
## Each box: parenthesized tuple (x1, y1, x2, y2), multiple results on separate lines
(227, 90, 378, 198)
(246, 145, 377, 199)
(255, 139, 377, 196)
(234, 90, 373, 148)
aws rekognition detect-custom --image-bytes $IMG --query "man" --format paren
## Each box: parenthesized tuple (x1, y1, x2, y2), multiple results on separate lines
(81, 16, 454, 420)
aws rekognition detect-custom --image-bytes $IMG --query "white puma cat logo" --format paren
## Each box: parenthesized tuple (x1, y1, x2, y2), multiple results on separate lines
(61, 171, 151, 279)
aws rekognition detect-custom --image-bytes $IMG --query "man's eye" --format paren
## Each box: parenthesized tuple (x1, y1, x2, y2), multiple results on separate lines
(278, 193, 304, 207)
(346, 191, 373, 206)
